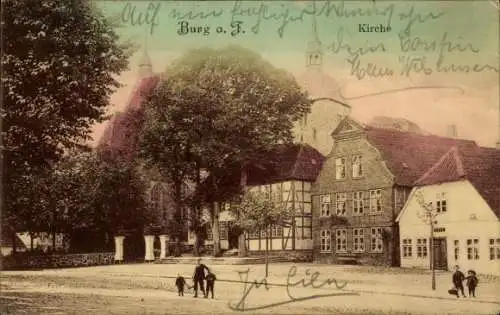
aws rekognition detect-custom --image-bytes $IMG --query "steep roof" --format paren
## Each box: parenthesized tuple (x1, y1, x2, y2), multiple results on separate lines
(415, 145, 500, 216)
(97, 75, 160, 158)
(296, 68, 343, 100)
(364, 126, 478, 186)
(368, 116, 428, 134)
(246, 143, 325, 185)
(202, 143, 325, 202)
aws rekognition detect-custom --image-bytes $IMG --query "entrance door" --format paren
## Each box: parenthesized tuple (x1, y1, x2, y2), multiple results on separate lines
(227, 223, 240, 249)
(433, 238, 448, 270)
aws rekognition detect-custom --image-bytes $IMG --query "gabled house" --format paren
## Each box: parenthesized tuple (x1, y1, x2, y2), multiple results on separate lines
(396, 145, 500, 275)
(312, 116, 478, 266)
(204, 143, 325, 257)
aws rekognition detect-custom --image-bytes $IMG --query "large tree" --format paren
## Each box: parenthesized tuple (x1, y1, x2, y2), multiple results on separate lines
(39, 151, 151, 252)
(140, 46, 310, 256)
(2, 0, 131, 242)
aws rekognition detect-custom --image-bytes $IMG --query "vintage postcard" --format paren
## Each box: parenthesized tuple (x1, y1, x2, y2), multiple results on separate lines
(1, 1, 499, 314)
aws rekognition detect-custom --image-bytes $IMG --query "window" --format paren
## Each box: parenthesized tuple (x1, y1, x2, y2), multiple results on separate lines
(295, 216, 312, 240)
(467, 239, 479, 260)
(417, 238, 428, 258)
(313, 128, 317, 141)
(248, 229, 260, 239)
(454, 240, 459, 260)
(353, 229, 365, 252)
(489, 238, 500, 260)
(353, 191, 365, 215)
(369, 190, 383, 212)
(335, 158, 346, 179)
(335, 229, 347, 253)
(352, 155, 363, 177)
(219, 222, 228, 240)
(336, 193, 347, 215)
(260, 229, 267, 238)
(271, 225, 283, 237)
(402, 239, 412, 257)
(436, 192, 447, 213)
(320, 194, 332, 217)
(320, 230, 331, 253)
(263, 185, 271, 200)
(371, 228, 383, 252)
(206, 225, 213, 241)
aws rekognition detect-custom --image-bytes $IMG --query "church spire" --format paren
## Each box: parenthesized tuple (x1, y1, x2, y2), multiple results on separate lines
(306, 1, 322, 69)
(138, 27, 153, 79)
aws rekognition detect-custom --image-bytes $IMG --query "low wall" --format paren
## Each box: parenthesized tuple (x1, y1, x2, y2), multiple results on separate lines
(1, 252, 114, 270)
(248, 250, 313, 262)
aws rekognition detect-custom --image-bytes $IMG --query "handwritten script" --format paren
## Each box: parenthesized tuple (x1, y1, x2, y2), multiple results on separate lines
(227, 265, 358, 311)
(118, 1, 498, 83)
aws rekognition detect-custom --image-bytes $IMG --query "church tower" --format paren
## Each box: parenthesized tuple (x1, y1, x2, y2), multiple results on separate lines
(138, 49, 153, 79)
(305, 4, 322, 69)
(138, 31, 153, 79)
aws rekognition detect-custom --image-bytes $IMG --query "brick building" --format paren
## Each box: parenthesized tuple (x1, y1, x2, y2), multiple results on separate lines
(312, 117, 477, 266)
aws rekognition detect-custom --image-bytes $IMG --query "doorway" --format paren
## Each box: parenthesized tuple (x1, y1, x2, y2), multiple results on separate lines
(227, 223, 240, 250)
(433, 237, 448, 270)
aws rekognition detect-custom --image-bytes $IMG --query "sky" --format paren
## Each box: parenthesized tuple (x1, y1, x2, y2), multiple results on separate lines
(90, 0, 500, 147)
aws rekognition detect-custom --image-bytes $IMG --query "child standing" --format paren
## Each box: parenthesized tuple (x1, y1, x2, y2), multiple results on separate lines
(175, 274, 186, 296)
(205, 271, 217, 299)
(466, 270, 478, 298)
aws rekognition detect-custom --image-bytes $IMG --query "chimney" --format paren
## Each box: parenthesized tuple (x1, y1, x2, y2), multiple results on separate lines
(446, 124, 458, 138)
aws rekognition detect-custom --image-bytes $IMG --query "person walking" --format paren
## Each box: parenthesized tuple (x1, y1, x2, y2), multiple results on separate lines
(205, 270, 217, 299)
(452, 265, 466, 298)
(192, 258, 209, 298)
(175, 274, 186, 296)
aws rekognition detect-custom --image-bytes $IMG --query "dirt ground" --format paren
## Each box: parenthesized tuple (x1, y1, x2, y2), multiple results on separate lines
(1, 263, 499, 315)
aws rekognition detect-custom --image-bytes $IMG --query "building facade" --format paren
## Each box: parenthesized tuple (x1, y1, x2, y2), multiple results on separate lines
(397, 146, 500, 275)
(311, 117, 477, 266)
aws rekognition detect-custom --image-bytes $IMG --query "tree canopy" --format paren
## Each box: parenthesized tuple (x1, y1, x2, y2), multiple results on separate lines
(139, 45, 310, 254)
(2, 0, 131, 233)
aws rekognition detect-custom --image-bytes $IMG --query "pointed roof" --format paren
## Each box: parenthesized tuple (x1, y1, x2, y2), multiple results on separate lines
(414, 145, 500, 216)
(297, 69, 342, 100)
(245, 143, 325, 185)
(364, 126, 477, 186)
(139, 49, 152, 67)
(332, 116, 479, 187)
(201, 143, 325, 202)
(97, 75, 160, 158)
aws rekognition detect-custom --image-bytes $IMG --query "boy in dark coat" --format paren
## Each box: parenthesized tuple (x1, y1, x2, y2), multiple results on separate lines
(175, 274, 186, 296)
(466, 270, 478, 297)
(452, 265, 466, 298)
(205, 271, 217, 299)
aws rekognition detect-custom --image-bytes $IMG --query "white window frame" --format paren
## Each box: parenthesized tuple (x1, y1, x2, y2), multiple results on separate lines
(489, 238, 500, 260)
(320, 230, 331, 253)
(335, 229, 348, 253)
(336, 192, 347, 216)
(353, 228, 365, 253)
(454, 240, 459, 260)
(335, 158, 346, 180)
(402, 238, 412, 257)
(320, 194, 332, 217)
(352, 155, 363, 178)
(369, 189, 383, 213)
(353, 191, 365, 215)
(370, 227, 383, 253)
(436, 192, 447, 213)
(416, 238, 428, 258)
(467, 239, 479, 260)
